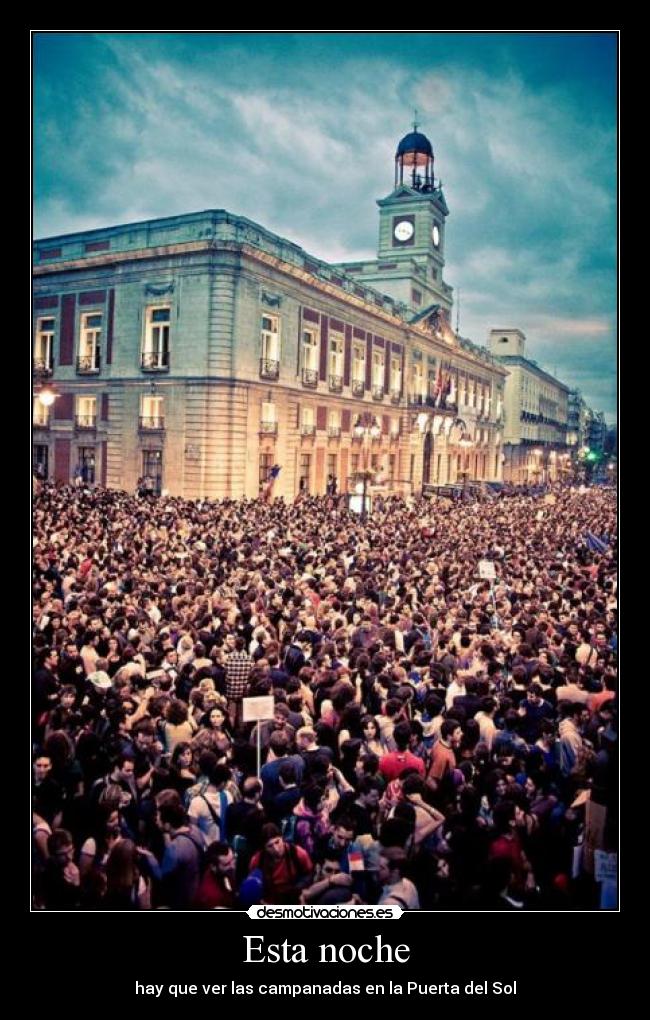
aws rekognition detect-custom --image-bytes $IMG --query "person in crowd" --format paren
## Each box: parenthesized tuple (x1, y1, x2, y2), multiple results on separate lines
(32, 481, 617, 910)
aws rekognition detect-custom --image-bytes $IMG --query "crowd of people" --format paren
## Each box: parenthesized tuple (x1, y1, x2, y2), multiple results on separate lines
(32, 480, 617, 910)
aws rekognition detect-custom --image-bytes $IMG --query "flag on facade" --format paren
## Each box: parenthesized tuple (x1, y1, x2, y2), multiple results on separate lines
(443, 371, 452, 402)
(434, 365, 444, 406)
(262, 464, 281, 502)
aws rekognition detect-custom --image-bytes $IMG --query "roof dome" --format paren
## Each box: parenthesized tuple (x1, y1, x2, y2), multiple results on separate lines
(396, 131, 433, 157)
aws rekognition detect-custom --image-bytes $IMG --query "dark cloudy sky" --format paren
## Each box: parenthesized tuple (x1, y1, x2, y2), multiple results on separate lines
(33, 31, 617, 421)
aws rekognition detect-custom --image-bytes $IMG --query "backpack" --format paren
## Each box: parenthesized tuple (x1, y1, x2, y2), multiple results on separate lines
(172, 829, 207, 875)
(281, 812, 319, 851)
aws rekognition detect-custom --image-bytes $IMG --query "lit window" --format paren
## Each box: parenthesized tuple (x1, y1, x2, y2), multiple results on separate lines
(34, 317, 55, 372)
(76, 395, 97, 427)
(140, 394, 164, 429)
(142, 306, 170, 369)
(390, 356, 402, 394)
(78, 312, 102, 370)
(302, 327, 319, 371)
(372, 351, 384, 389)
(261, 314, 280, 362)
(329, 333, 344, 377)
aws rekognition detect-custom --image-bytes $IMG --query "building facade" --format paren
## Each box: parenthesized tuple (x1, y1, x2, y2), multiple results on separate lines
(33, 130, 507, 500)
(488, 329, 571, 485)
(585, 409, 607, 453)
(567, 389, 589, 449)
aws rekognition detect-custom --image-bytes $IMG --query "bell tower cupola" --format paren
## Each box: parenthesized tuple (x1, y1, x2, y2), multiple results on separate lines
(395, 116, 435, 192)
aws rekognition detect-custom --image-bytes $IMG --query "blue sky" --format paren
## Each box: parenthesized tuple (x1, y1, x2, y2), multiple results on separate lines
(33, 31, 617, 422)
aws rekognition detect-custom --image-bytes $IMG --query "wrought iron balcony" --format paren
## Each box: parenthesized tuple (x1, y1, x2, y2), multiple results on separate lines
(390, 389, 401, 404)
(260, 358, 280, 380)
(259, 421, 278, 436)
(371, 385, 385, 401)
(301, 424, 316, 438)
(33, 416, 50, 430)
(139, 416, 165, 431)
(408, 394, 457, 414)
(327, 426, 341, 439)
(351, 379, 365, 397)
(76, 354, 101, 374)
(302, 367, 319, 388)
(33, 358, 54, 377)
(75, 415, 97, 430)
(329, 374, 343, 393)
(141, 351, 170, 372)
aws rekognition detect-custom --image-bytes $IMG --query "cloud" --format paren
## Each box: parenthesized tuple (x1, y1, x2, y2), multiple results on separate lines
(33, 33, 617, 420)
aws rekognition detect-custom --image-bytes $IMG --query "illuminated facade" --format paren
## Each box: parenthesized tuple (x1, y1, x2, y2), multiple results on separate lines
(32, 130, 507, 499)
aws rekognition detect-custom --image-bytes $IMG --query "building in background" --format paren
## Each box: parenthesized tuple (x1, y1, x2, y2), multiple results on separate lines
(488, 328, 571, 485)
(32, 128, 507, 500)
(567, 389, 589, 450)
(586, 408, 607, 454)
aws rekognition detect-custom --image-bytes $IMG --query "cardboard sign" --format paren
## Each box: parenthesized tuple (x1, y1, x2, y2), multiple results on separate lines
(478, 560, 496, 580)
(242, 695, 275, 723)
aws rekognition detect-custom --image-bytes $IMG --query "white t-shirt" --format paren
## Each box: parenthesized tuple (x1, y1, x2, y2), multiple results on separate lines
(187, 787, 233, 845)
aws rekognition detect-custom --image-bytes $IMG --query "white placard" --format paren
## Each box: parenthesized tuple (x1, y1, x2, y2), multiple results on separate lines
(242, 695, 275, 723)
(478, 560, 496, 580)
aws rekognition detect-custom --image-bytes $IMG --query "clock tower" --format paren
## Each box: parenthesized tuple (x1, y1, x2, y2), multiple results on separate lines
(335, 122, 452, 320)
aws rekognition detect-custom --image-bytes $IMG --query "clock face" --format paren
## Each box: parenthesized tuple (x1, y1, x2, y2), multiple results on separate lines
(432, 224, 440, 247)
(394, 220, 414, 242)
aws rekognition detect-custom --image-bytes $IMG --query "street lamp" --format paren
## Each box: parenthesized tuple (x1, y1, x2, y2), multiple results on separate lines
(353, 412, 381, 521)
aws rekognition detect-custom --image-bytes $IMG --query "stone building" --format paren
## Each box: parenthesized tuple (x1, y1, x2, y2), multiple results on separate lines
(33, 128, 507, 500)
(488, 328, 571, 485)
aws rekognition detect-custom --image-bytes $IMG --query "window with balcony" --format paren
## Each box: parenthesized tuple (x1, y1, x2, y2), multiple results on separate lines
(372, 352, 384, 400)
(77, 312, 102, 373)
(142, 306, 170, 371)
(34, 317, 55, 375)
(301, 406, 316, 437)
(33, 445, 49, 479)
(327, 409, 341, 439)
(260, 400, 278, 436)
(142, 449, 163, 495)
(33, 397, 49, 428)
(301, 327, 319, 387)
(260, 314, 280, 379)
(76, 395, 97, 430)
(352, 345, 365, 396)
(390, 356, 401, 401)
(329, 334, 344, 392)
(140, 394, 165, 431)
(410, 361, 424, 404)
(299, 453, 311, 493)
(78, 447, 96, 484)
(259, 452, 273, 490)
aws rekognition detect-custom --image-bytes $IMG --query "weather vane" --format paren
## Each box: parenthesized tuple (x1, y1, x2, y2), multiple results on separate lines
(413, 108, 419, 132)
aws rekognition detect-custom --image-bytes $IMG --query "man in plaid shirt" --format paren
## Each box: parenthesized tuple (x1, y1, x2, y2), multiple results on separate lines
(226, 637, 252, 728)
